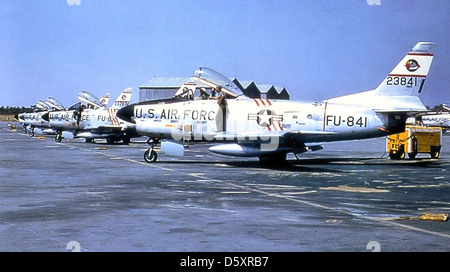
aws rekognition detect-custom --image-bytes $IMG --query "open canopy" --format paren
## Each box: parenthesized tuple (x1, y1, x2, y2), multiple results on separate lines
(78, 91, 105, 109)
(192, 67, 243, 98)
(45, 97, 65, 111)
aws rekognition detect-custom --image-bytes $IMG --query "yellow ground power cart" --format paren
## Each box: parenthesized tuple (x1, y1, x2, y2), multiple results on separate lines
(386, 125, 442, 160)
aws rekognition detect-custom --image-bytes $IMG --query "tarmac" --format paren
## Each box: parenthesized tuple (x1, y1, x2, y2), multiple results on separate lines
(0, 121, 449, 252)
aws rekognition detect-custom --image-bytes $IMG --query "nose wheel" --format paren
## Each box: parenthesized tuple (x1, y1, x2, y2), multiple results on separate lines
(55, 131, 63, 142)
(144, 138, 160, 163)
(144, 149, 158, 163)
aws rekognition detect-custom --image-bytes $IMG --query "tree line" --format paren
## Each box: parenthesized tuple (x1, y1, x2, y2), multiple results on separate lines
(0, 106, 33, 115)
(427, 104, 448, 112)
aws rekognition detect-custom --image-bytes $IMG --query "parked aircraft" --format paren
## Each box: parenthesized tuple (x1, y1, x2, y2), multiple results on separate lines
(17, 97, 65, 137)
(421, 104, 450, 131)
(43, 88, 139, 143)
(17, 93, 111, 137)
(117, 42, 436, 163)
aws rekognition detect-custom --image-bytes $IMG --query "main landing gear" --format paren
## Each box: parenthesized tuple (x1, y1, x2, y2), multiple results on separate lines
(28, 127, 35, 137)
(144, 138, 160, 163)
(55, 130, 63, 142)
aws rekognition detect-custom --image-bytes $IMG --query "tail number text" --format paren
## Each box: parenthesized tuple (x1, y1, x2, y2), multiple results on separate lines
(386, 76, 417, 87)
(326, 116, 368, 127)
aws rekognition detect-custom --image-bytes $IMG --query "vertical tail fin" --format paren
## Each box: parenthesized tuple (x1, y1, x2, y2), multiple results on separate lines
(99, 93, 111, 107)
(374, 42, 436, 96)
(326, 42, 436, 112)
(111, 88, 133, 109)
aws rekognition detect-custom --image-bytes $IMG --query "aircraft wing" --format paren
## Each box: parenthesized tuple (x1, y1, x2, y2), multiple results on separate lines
(212, 130, 285, 141)
(93, 125, 124, 133)
(375, 109, 429, 117)
(212, 130, 336, 143)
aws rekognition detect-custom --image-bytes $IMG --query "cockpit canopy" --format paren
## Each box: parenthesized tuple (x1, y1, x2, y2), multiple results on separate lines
(45, 97, 65, 111)
(35, 101, 50, 111)
(173, 67, 244, 100)
(193, 67, 243, 98)
(78, 91, 105, 109)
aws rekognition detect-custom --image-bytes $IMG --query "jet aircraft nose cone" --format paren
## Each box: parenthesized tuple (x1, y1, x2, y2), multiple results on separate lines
(41, 112, 50, 122)
(117, 104, 135, 124)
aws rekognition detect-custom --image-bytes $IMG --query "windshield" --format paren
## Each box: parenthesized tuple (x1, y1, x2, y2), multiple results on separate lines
(193, 67, 243, 98)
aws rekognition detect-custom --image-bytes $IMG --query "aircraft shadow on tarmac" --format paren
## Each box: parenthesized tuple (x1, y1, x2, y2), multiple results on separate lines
(152, 156, 443, 172)
(68, 140, 445, 171)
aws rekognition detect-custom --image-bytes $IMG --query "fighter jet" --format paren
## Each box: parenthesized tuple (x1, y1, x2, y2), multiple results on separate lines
(17, 97, 65, 137)
(419, 104, 450, 132)
(17, 93, 111, 137)
(117, 42, 436, 163)
(44, 88, 139, 143)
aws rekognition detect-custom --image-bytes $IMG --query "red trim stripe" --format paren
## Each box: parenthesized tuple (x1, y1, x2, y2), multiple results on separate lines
(109, 109, 119, 126)
(270, 122, 276, 131)
(278, 121, 283, 131)
(259, 99, 266, 106)
(266, 99, 272, 106)
(388, 74, 427, 78)
(109, 109, 114, 126)
(408, 53, 433, 56)
(253, 98, 260, 107)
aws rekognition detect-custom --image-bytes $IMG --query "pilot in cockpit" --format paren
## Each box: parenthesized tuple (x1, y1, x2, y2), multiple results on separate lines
(184, 87, 194, 100)
(199, 88, 210, 100)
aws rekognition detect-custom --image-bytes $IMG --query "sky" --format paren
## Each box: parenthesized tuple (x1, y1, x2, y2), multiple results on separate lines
(1, 0, 449, 107)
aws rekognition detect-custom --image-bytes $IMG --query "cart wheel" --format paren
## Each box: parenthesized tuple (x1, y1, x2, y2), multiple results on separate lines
(408, 137, 417, 159)
(389, 149, 405, 160)
(430, 147, 440, 159)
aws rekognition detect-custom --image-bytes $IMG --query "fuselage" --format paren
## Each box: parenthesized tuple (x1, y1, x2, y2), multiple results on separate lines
(128, 97, 390, 144)
(47, 108, 122, 130)
(19, 111, 52, 129)
(422, 113, 450, 130)
(46, 107, 136, 140)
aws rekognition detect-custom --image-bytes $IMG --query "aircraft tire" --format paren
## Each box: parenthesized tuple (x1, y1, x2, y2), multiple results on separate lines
(144, 149, 158, 163)
(122, 137, 131, 145)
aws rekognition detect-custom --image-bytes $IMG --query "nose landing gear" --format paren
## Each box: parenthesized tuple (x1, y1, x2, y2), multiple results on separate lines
(144, 138, 160, 163)
(55, 130, 63, 142)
